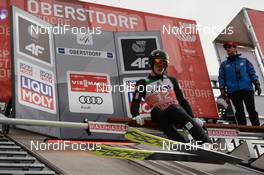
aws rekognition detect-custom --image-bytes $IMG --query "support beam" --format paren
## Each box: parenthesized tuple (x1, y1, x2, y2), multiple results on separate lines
(0, 114, 127, 134)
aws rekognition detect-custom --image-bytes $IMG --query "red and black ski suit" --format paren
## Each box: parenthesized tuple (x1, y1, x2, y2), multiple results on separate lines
(130, 74, 211, 143)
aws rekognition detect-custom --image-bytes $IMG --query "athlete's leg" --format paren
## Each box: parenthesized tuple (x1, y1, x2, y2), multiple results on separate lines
(150, 107, 189, 142)
(165, 105, 212, 143)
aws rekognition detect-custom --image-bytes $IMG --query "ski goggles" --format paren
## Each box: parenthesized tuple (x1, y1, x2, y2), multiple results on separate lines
(153, 58, 169, 67)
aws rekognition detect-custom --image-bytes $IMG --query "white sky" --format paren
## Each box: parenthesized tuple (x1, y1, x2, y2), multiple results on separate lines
(82, 0, 264, 75)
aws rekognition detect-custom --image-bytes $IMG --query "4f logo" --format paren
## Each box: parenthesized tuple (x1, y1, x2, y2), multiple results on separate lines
(25, 43, 44, 56)
(131, 57, 149, 69)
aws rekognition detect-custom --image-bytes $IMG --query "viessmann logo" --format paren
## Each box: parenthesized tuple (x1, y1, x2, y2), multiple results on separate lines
(72, 80, 105, 88)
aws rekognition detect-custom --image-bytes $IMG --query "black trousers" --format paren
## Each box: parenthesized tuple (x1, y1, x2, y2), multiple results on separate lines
(150, 104, 211, 143)
(229, 91, 260, 126)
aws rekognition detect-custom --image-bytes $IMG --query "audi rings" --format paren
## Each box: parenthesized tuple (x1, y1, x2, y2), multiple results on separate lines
(78, 96, 103, 105)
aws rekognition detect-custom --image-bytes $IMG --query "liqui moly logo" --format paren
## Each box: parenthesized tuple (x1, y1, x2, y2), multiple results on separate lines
(20, 76, 54, 110)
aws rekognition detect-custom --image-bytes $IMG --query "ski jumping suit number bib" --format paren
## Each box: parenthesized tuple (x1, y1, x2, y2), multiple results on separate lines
(144, 77, 179, 111)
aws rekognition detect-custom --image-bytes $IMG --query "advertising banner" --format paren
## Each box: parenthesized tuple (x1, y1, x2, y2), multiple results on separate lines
(54, 28, 124, 139)
(117, 36, 160, 74)
(247, 9, 264, 58)
(16, 15, 53, 66)
(67, 71, 113, 114)
(0, 3, 11, 103)
(18, 60, 56, 114)
(11, 6, 59, 137)
(4, 0, 218, 133)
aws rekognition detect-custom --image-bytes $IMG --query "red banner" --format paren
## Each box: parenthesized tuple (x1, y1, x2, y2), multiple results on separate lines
(248, 9, 264, 59)
(0, 0, 218, 118)
(0, 1, 11, 103)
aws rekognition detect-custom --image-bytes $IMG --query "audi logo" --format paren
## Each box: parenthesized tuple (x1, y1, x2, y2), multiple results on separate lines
(78, 96, 103, 105)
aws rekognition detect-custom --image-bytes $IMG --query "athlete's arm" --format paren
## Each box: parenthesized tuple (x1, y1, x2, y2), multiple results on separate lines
(130, 79, 146, 117)
(169, 77, 194, 117)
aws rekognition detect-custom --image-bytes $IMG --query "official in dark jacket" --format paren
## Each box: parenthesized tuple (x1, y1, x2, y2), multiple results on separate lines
(218, 42, 262, 126)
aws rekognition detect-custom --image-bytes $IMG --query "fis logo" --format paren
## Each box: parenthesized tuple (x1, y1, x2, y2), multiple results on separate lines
(76, 34, 93, 45)
(132, 41, 146, 53)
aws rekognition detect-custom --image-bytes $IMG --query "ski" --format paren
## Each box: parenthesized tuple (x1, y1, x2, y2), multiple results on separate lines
(125, 128, 243, 164)
(90, 145, 232, 164)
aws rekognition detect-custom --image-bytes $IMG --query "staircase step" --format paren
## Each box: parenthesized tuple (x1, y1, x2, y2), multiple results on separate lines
(0, 163, 45, 171)
(0, 157, 36, 163)
(0, 170, 55, 175)
(0, 145, 21, 151)
(0, 151, 27, 157)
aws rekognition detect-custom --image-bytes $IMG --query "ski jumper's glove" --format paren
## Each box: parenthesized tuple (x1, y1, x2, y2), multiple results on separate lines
(133, 115, 145, 126)
(193, 118, 204, 127)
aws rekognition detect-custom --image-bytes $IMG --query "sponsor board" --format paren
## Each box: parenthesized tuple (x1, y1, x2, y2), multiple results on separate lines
(15, 13, 53, 66)
(2, 1, 218, 119)
(123, 77, 151, 118)
(17, 59, 56, 114)
(207, 128, 238, 138)
(26, 0, 139, 29)
(67, 71, 114, 114)
(57, 47, 114, 59)
(117, 36, 160, 74)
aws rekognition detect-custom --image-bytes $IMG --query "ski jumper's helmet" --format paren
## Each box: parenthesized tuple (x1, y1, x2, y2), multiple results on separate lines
(148, 49, 169, 69)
